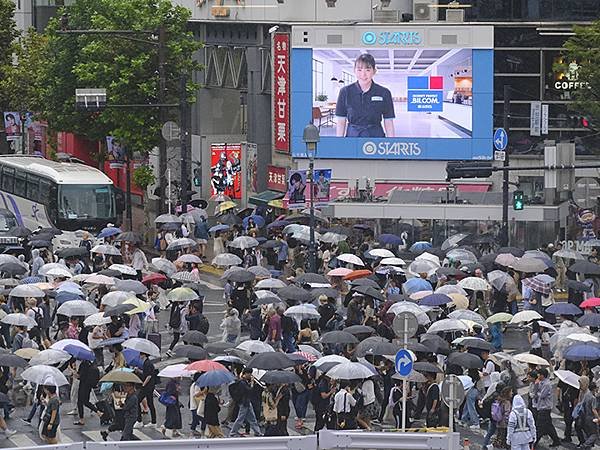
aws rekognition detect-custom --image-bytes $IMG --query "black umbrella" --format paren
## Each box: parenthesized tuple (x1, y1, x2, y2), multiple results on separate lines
(182, 330, 208, 345)
(459, 338, 495, 352)
(351, 284, 384, 302)
(0, 353, 27, 368)
(479, 253, 499, 271)
(174, 344, 208, 361)
(219, 213, 242, 226)
(189, 199, 209, 209)
(578, 314, 600, 328)
(350, 278, 380, 289)
(413, 361, 442, 373)
(29, 240, 52, 249)
(311, 288, 339, 301)
(103, 303, 136, 317)
(225, 270, 255, 284)
(569, 261, 600, 275)
(408, 342, 432, 354)
(420, 334, 451, 355)
(204, 341, 237, 354)
(447, 351, 483, 369)
(317, 361, 343, 373)
(32, 233, 59, 242)
(246, 352, 295, 370)
(115, 232, 142, 244)
(344, 325, 375, 336)
(320, 331, 359, 345)
(261, 370, 301, 385)
(497, 247, 525, 257)
(567, 280, 593, 293)
(436, 267, 462, 277)
(9, 226, 32, 238)
(295, 273, 329, 285)
(0, 263, 27, 276)
(459, 263, 486, 275)
(363, 341, 399, 356)
(36, 227, 62, 236)
(277, 285, 312, 304)
(287, 353, 310, 364)
(262, 240, 282, 249)
(57, 247, 89, 259)
(99, 269, 121, 278)
(354, 336, 388, 357)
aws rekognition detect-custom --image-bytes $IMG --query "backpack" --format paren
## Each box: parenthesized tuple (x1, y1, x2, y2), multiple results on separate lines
(479, 393, 496, 419)
(282, 315, 297, 335)
(32, 307, 44, 328)
(197, 315, 209, 335)
(228, 380, 244, 403)
(491, 400, 504, 423)
(21, 334, 37, 349)
(169, 306, 182, 329)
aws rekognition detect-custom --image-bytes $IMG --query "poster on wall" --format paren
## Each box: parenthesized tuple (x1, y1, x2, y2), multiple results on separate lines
(309, 168, 332, 207)
(210, 143, 242, 199)
(287, 169, 307, 210)
(3, 112, 21, 141)
(287, 168, 332, 209)
(241, 142, 258, 207)
(106, 136, 126, 168)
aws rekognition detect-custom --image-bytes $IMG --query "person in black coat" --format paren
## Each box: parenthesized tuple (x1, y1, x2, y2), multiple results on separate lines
(137, 353, 157, 427)
(121, 383, 139, 441)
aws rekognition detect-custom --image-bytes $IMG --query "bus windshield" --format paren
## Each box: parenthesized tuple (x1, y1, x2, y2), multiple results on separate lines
(58, 184, 115, 220)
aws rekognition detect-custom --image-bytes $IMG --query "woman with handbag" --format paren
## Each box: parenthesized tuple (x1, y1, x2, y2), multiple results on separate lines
(160, 378, 182, 438)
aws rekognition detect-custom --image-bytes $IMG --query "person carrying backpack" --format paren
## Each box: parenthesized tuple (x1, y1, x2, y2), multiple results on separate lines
(74, 360, 101, 426)
(492, 385, 513, 449)
(507, 394, 536, 450)
(165, 302, 184, 357)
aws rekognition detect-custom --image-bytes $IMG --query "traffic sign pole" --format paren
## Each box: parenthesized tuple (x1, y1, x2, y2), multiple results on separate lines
(401, 314, 408, 432)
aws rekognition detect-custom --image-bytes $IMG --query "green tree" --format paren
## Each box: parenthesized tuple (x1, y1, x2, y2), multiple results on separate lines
(562, 22, 600, 128)
(0, 0, 19, 111)
(41, 0, 200, 156)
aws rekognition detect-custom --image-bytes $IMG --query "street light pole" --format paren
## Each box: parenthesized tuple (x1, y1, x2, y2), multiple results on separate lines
(179, 73, 190, 214)
(303, 123, 320, 273)
(500, 85, 511, 247)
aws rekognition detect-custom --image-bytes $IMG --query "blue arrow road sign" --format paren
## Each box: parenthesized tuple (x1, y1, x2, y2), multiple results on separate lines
(494, 128, 508, 151)
(395, 349, 414, 377)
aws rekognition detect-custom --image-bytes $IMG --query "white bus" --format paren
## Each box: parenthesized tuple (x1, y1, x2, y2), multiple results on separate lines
(0, 156, 121, 235)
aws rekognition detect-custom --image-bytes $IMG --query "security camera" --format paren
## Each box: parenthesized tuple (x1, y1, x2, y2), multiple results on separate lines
(325, 0, 337, 6)
(268, 25, 279, 34)
(372, 3, 379, 9)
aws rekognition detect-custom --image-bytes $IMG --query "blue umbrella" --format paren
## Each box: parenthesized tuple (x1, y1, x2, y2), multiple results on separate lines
(243, 215, 265, 229)
(195, 369, 235, 388)
(55, 291, 83, 304)
(577, 314, 600, 328)
(403, 278, 433, 295)
(410, 241, 433, 253)
(19, 276, 43, 284)
(64, 344, 95, 361)
(209, 224, 230, 234)
(546, 303, 583, 316)
(420, 293, 452, 307)
(267, 220, 290, 229)
(564, 342, 600, 361)
(97, 227, 122, 239)
(123, 348, 143, 368)
(378, 234, 402, 246)
(255, 236, 267, 244)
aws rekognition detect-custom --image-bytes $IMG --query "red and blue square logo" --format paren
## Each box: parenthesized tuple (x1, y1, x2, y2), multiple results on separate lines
(407, 76, 444, 112)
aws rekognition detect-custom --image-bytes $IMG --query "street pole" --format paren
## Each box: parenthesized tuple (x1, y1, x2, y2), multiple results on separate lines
(308, 153, 316, 273)
(401, 314, 408, 432)
(158, 25, 168, 214)
(125, 155, 133, 230)
(501, 85, 511, 247)
(179, 73, 189, 214)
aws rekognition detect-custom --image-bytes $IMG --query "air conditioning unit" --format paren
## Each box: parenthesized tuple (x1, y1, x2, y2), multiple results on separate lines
(413, 0, 438, 22)
(445, 8, 465, 22)
(374, 10, 400, 22)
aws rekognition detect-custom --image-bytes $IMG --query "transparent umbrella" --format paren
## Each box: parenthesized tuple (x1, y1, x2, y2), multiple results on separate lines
(56, 300, 98, 317)
(212, 253, 242, 267)
(150, 258, 177, 276)
(229, 236, 260, 250)
(21, 365, 68, 386)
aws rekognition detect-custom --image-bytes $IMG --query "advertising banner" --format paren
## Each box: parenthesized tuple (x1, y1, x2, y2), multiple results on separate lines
(309, 168, 332, 207)
(242, 142, 258, 207)
(273, 33, 290, 153)
(267, 165, 288, 192)
(3, 112, 21, 141)
(106, 136, 126, 168)
(287, 168, 332, 210)
(287, 169, 307, 210)
(210, 143, 242, 199)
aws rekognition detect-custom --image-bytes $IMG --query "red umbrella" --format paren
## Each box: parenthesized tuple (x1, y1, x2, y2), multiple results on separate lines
(580, 298, 600, 309)
(185, 360, 227, 372)
(142, 273, 167, 285)
(343, 270, 372, 281)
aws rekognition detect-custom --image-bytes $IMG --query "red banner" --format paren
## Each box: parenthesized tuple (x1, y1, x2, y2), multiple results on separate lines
(210, 143, 242, 199)
(267, 165, 287, 192)
(329, 181, 490, 200)
(273, 33, 290, 153)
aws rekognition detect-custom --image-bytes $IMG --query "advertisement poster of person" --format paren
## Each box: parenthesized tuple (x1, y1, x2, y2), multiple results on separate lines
(308, 168, 332, 207)
(106, 136, 126, 168)
(287, 169, 307, 210)
(210, 143, 242, 199)
(3, 112, 21, 141)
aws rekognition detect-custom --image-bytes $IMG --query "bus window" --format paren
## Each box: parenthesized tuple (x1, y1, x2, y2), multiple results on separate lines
(1, 167, 14, 193)
(26, 174, 40, 202)
(14, 170, 26, 197)
(39, 179, 51, 205)
(58, 184, 115, 219)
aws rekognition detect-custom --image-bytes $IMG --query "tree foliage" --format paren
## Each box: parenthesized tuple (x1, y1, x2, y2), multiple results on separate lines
(0, 0, 19, 111)
(41, 0, 200, 155)
(563, 22, 600, 128)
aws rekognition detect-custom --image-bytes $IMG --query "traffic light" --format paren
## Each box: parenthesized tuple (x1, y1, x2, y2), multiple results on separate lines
(446, 161, 493, 180)
(513, 190, 524, 210)
(193, 168, 202, 187)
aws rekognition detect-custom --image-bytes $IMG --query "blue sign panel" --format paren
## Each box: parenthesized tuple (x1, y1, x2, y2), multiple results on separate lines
(494, 128, 508, 151)
(395, 349, 414, 377)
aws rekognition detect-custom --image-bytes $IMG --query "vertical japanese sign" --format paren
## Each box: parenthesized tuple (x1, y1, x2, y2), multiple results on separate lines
(273, 33, 290, 153)
(530, 101, 541, 137)
(267, 165, 288, 192)
(210, 143, 242, 199)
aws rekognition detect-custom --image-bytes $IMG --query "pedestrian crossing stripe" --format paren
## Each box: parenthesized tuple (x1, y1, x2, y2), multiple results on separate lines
(8, 433, 37, 447)
(133, 430, 152, 440)
(82, 430, 106, 441)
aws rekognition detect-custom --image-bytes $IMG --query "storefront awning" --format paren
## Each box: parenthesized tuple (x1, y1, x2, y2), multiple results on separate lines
(249, 190, 285, 206)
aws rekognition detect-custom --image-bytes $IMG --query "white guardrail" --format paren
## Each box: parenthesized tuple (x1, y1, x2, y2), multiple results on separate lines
(318, 430, 462, 450)
(13, 444, 84, 450)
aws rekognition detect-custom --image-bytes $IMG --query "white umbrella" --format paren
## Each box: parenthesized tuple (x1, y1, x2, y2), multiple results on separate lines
(458, 277, 491, 292)
(313, 355, 351, 369)
(155, 213, 181, 224)
(84, 274, 116, 286)
(167, 287, 199, 302)
(229, 236, 260, 250)
(21, 365, 69, 386)
(337, 253, 364, 267)
(109, 264, 137, 276)
(319, 232, 347, 244)
(255, 290, 284, 303)
(158, 363, 193, 378)
(167, 238, 198, 251)
(236, 340, 274, 354)
(151, 258, 177, 276)
(46, 267, 73, 278)
(9, 284, 45, 298)
(536, 320, 557, 332)
(29, 349, 72, 366)
(212, 253, 242, 267)
(101, 291, 135, 307)
(435, 285, 468, 296)
(91, 244, 121, 256)
(448, 310, 487, 328)
(256, 278, 286, 289)
(554, 369, 581, 388)
(327, 362, 374, 380)
(176, 254, 203, 264)
(442, 233, 470, 251)
(71, 274, 92, 283)
(56, 300, 98, 317)
(284, 304, 321, 320)
(2, 313, 36, 328)
(123, 338, 160, 357)
(510, 310, 543, 324)
(39, 263, 69, 277)
(427, 318, 469, 334)
(368, 248, 395, 259)
(380, 257, 406, 266)
(283, 224, 308, 235)
(171, 272, 201, 283)
(50, 339, 92, 352)
(84, 312, 111, 327)
(406, 260, 439, 278)
(416, 252, 441, 266)
(298, 345, 323, 359)
(514, 353, 550, 366)
(247, 266, 271, 279)
(553, 249, 584, 260)
(387, 301, 431, 325)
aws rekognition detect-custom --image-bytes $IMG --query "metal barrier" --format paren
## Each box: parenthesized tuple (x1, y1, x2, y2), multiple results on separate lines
(86, 435, 317, 450)
(318, 430, 461, 450)
(13, 444, 84, 450)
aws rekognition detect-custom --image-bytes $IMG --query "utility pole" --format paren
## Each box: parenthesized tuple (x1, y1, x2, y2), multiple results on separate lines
(179, 73, 190, 214)
(158, 25, 168, 214)
(501, 85, 511, 247)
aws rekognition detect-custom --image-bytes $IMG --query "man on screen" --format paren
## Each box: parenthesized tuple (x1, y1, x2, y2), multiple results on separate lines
(335, 53, 395, 138)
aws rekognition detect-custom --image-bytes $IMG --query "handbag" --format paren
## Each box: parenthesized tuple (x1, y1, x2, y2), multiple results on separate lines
(159, 391, 177, 406)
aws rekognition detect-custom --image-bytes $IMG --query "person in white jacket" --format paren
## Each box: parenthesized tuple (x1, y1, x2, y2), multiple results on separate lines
(506, 394, 537, 450)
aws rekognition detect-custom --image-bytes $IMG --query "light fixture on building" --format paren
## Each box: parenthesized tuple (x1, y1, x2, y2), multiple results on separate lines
(325, 0, 337, 7)
(330, 76, 338, 82)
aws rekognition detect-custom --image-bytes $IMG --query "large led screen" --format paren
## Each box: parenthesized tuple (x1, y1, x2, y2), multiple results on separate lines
(290, 46, 493, 160)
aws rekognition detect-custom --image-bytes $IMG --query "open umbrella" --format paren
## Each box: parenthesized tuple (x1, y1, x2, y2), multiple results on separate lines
(284, 304, 320, 320)
(454, 337, 494, 352)
(57, 247, 88, 259)
(407, 260, 439, 278)
(101, 291, 134, 308)
(115, 232, 142, 244)
(278, 285, 312, 304)
(327, 267, 353, 278)
(22, 365, 69, 386)
(176, 254, 203, 265)
(578, 314, 600, 328)
(167, 287, 199, 302)
(337, 253, 365, 267)
(419, 293, 452, 307)
(487, 312, 513, 324)
(171, 272, 201, 283)
(580, 298, 600, 309)
(256, 278, 286, 289)
(514, 353, 550, 366)
(0, 353, 27, 368)
(352, 284, 384, 302)
(458, 277, 491, 292)
(196, 370, 235, 388)
(158, 364, 193, 378)
(186, 360, 228, 372)
(9, 284, 45, 298)
(150, 258, 177, 276)
(174, 345, 209, 361)
(236, 340, 274, 354)
(2, 312, 36, 328)
(320, 331, 359, 345)
(229, 236, 260, 250)
(29, 349, 71, 366)
(564, 343, 600, 361)
(319, 232, 347, 244)
(387, 301, 431, 325)
(225, 270, 255, 284)
(246, 352, 295, 370)
(182, 330, 208, 345)
(247, 266, 272, 279)
(64, 344, 95, 361)
(403, 278, 433, 295)
(115, 280, 147, 295)
(413, 361, 442, 374)
(56, 300, 98, 317)
(50, 339, 92, 353)
(122, 338, 160, 357)
(409, 241, 432, 253)
(546, 303, 583, 316)
(100, 370, 142, 384)
(447, 352, 483, 369)
(344, 325, 375, 336)
(14, 348, 39, 359)
(554, 369, 581, 388)
(295, 273, 329, 285)
(327, 362, 374, 380)
(254, 290, 284, 305)
(91, 244, 121, 256)
(567, 280, 593, 293)
(368, 248, 395, 259)
(261, 370, 302, 385)
(512, 258, 546, 273)
(510, 310, 543, 324)
(212, 253, 242, 267)
(427, 318, 469, 334)
(442, 233, 470, 251)
(522, 275, 555, 296)
(103, 303, 136, 317)
(448, 311, 487, 329)
(97, 226, 122, 239)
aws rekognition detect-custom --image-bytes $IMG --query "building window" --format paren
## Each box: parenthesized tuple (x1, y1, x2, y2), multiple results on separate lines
(313, 59, 324, 101)
(342, 71, 353, 86)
